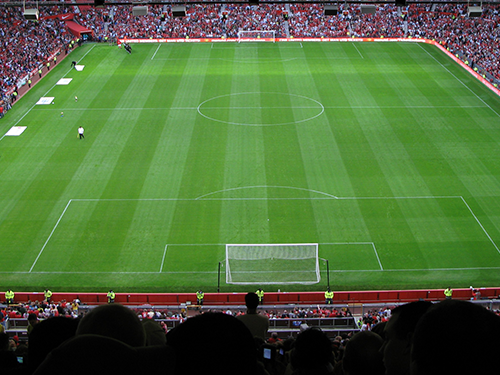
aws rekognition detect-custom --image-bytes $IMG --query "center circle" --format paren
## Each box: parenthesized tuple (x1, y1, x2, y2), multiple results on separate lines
(197, 92, 324, 127)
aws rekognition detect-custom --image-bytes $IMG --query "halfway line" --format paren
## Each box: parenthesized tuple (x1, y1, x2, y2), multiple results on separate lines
(30, 105, 487, 112)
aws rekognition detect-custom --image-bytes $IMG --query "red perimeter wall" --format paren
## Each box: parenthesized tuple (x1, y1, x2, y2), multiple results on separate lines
(10, 288, 500, 306)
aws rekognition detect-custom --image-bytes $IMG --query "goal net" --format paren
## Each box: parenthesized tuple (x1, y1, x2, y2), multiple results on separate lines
(237, 30, 276, 43)
(225, 243, 320, 284)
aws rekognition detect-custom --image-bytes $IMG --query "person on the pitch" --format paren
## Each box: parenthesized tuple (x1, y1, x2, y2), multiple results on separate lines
(78, 126, 84, 139)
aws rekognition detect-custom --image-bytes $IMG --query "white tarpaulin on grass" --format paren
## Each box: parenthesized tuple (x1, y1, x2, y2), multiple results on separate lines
(36, 97, 54, 105)
(56, 78, 73, 85)
(5, 126, 27, 136)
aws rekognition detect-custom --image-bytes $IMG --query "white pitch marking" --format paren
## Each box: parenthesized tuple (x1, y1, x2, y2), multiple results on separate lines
(34, 194, 500, 274)
(151, 44, 161, 60)
(159, 244, 168, 272)
(460, 196, 500, 254)
(418, 43, 500, 118)
(195, 185, 339, 200)
(31, 105, 487, 112)
(352, 43, 364, 59)
(1, 44, 96, 143)
(29, 200, 73, 272)
(372, 243, 384, 270)
(4, 266, 500, 275)
(329, 266, 500, 273)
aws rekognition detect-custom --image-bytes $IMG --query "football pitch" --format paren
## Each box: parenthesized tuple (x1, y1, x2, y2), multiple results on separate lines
(1, 41, 500, 293)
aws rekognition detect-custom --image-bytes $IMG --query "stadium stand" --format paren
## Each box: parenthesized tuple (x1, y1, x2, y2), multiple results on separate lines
(1, 2, 500, 118)
(2, 288, 499, 341)
(1, 5, 500, 371)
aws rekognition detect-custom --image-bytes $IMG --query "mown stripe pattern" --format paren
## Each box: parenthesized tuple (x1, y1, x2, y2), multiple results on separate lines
(0, 42, 499, 292)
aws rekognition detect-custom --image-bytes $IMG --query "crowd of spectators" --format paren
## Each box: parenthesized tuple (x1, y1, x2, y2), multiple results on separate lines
(0, 5, 74, 113)
(0, 298, 499, 375)
(1, 2, 499, 116)
(0, 299, 81, 321)
(287, 2, 500, 82)
(206, 305, 354, 319)
(74, 2, 500, 82)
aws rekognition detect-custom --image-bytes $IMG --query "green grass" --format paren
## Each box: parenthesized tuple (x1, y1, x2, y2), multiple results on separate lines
(1, 41, 500, 293)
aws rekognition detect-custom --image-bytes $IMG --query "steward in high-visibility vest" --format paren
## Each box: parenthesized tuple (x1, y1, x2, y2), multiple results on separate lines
(44, 289, 53, 303)
(256, 288, 264, 304)
(325, 288, 334, 304)
(444, 287, 453, 299)
(107, 290, 115, 303)
(196, 290, 205, 305)
(5, 290, 14, 304)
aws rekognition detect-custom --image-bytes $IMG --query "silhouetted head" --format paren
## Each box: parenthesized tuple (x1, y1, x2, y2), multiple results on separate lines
(411, 300, 500, 375)
(245, 292, 260, 309)
(343, 331, 384, 375)
(28, 316, 79, 372)
(290, 327, 335, 374)
(76, 303, 146, 347)
(167, 312, 260, 375)
(381, 301, 432, 375)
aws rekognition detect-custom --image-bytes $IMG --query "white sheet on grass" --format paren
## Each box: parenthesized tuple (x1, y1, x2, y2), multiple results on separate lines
(56, 78, 73, 85)
(5, 126, 27, 136)
(36, 97, 54, 105)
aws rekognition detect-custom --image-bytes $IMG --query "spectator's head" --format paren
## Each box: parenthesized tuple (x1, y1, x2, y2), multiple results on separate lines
(32, 334, 139, 375)
(141, 319, 167, 346)
(0, 332, 9, 351)
(28, 316, 79, 372)
(410, 300, 500, 375)
(343, 331, 384, 375)
(76, 303, 146, 347)
(381, 301, 432, 375)
(371, 321, 387, 340)
(245, 292, 260, 310)
(27, 313, 38, 324)
(290, 327, 335, 374)
(167, 312, 262, 375)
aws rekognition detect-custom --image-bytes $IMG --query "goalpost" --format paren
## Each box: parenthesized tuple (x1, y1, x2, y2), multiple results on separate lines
(237, 30, 276, 43)
(225, 243, 320, 284)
